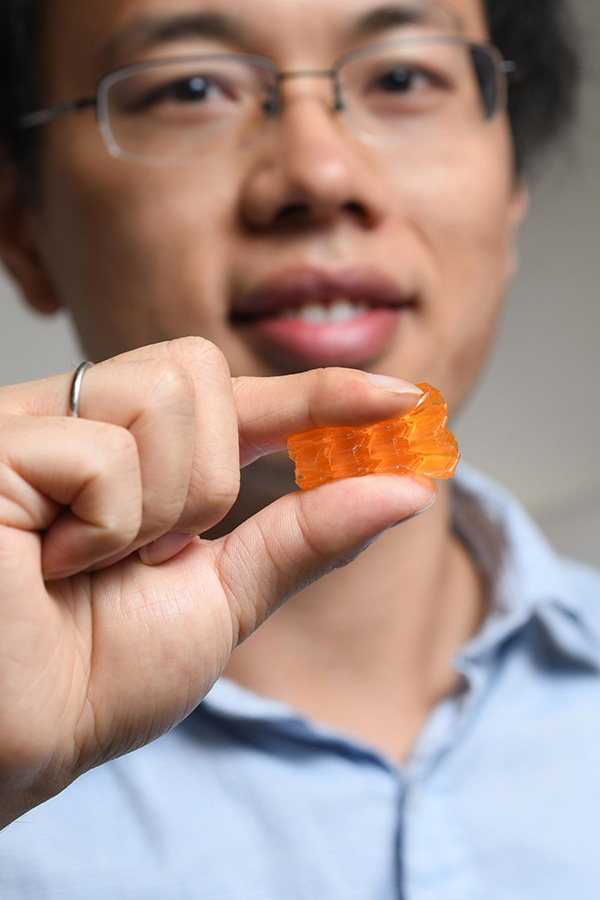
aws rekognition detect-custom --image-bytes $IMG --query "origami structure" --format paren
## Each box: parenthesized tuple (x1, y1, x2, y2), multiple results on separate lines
(287, 383, 460, 490)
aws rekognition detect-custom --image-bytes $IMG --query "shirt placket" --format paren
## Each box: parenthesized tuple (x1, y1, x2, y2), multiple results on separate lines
(396, 679, 488, 900)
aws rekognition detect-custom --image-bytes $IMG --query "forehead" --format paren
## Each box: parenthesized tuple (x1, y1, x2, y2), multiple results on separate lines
(42, 0, 489, 87)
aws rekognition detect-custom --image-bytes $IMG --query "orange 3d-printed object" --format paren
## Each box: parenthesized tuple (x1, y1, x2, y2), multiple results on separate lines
(287, 383, 459, 490)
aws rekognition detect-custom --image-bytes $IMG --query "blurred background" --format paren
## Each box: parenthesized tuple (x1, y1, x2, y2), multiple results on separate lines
(1, 0, 598, 567)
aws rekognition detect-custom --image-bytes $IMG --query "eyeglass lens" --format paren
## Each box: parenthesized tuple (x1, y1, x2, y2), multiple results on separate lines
(100, 40, 503, 162)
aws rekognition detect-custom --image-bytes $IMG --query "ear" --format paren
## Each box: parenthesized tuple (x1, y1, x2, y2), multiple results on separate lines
(0, 161, 62, 315)
(509, 176, 530, 230)
(504, 177, 529, 282)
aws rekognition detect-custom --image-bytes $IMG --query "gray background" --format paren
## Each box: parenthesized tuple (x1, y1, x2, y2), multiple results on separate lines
(1, 1, 598, 567)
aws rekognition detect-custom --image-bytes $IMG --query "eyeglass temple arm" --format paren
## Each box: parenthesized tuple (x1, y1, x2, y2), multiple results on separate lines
(502, 60, 521, 81)
(19, 97, 97, 130)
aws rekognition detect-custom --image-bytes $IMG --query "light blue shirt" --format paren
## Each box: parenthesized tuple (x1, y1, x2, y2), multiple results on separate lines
(2, 465, 600, 899)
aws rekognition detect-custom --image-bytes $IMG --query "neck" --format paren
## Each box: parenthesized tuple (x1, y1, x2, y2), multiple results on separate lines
(214, 461, 486, 762)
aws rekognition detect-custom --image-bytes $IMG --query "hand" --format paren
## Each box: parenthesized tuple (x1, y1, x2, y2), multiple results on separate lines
(0, 337, 434, 826)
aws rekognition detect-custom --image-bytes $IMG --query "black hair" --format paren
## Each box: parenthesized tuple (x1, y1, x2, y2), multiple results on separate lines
(0, 0, 582, 204)
(0, 0, 40, 198)
(484, 0, 581, 172)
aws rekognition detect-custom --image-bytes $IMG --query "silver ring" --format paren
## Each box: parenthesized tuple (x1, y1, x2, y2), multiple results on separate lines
(69, 361, 94, 418)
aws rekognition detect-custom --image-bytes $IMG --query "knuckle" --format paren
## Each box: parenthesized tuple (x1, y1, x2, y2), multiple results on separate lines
(230, 375, 254, 405)
(94, 509, 140, 550)
(306, 367, 330, 393)
(142, 497, 186, 536)
(292, 500, 331, 566)
(201, 467, 241, 518)
(144, 360, 194, 407)
(196, 343, 231, 382)
(79, 427, 142, 530)
(309, 366, 349, 388)
(171, 336, 230, 378)
(305, 367, 367, 427)
(91, 502, 142, 553)
(317, 366, 361, 398)
(299, 369, 331, 430)
(0, 416, 19, 460)
(83, 425, 141, 495)
(93, 422, 138, 462)
(117, 513, 143, 547)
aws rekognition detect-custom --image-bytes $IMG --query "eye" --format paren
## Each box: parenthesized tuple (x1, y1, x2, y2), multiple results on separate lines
(376, 66, 439, 93)
(170, 75, 212, 101)
(139, 74, 226, 109)
(151, 75, 211, 104)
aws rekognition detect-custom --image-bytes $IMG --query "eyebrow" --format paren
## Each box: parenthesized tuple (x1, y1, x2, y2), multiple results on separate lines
(102, 2, 464, 71)
(102, 11, 246, 69)
(348, 2, 463, 39)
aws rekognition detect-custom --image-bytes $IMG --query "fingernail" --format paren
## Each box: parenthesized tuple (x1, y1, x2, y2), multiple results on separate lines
(367, 374, 423, 396)
(138, 532, 197, 566)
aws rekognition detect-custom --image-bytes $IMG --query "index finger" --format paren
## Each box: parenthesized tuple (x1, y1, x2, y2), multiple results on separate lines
(233, 368, 423, 467)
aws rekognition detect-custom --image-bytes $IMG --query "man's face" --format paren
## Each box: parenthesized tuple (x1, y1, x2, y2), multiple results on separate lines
(27, 0, 526, 413)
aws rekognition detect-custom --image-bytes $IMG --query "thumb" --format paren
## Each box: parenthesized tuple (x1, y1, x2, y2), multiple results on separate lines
(214, 473, 436, 643)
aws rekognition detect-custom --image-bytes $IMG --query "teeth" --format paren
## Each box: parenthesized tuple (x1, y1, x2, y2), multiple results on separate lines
(329, 298, 369, 321)
(300, 302, 328, 323)
(280, 298, 369, 322)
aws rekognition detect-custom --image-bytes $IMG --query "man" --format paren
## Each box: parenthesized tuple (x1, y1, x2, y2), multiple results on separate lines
(0, 0, 598, 896)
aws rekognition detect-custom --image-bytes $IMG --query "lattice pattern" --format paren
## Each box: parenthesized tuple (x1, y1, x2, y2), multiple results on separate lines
(287, 383, 460, 490)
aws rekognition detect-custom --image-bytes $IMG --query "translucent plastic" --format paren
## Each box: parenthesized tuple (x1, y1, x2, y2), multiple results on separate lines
(287, 383, 460, 491)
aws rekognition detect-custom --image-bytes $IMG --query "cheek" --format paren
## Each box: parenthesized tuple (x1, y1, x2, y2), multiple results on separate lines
(388, 130, 518, 404)
(407, 134, 516, 278)
(430, 160, 514, 329)
(38, 126, 240, 353)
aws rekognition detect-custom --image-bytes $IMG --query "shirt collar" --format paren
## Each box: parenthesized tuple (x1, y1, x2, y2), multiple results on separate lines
(452, 463, 600, 673)
(202, 672, 306, 723)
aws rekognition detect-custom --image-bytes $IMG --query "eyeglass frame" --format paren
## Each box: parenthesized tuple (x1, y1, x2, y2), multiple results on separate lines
(18, 35, 519, 159)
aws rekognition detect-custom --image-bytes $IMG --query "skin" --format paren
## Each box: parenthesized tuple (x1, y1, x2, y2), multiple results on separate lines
(0, 0, 529, 815)
(22, 0, 525, 408)
(11, 0, 527, 503)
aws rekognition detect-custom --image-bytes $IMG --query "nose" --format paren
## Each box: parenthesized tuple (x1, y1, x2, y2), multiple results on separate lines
(238, 77, 389, 232)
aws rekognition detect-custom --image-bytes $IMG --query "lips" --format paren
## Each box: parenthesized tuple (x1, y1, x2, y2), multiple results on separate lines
(231, 266, 417, 370)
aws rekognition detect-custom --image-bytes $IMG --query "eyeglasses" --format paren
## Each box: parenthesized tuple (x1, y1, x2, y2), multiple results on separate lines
(19, 36, 517, 165)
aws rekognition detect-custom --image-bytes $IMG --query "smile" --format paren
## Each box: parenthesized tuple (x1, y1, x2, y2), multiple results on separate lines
(277, 298, 370, 323)
(230, 265, 418, 371)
